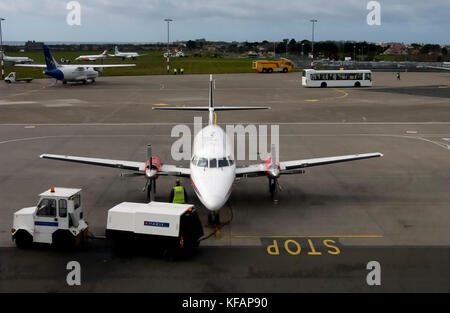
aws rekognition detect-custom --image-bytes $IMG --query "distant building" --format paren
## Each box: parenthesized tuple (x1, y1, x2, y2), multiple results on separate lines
(25, 41, 43, 51)
(382, 43, 408, 55)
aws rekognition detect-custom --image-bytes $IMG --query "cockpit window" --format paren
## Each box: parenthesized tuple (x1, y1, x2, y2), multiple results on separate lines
(191, 156, 198, 166)
(209, 158, 217, 168)
(197, 157, 208, 167)
(218, 157, 229, 168)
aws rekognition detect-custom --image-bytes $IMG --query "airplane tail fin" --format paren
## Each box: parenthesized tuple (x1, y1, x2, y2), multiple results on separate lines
(102, 50, 108, 55)
(114, 46, 119, 54)
(43, 44, 58, 71)
(153, 75, 270, 125)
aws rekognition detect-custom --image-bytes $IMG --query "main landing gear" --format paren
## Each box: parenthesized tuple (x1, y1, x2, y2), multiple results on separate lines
(269, 177, 280, 203)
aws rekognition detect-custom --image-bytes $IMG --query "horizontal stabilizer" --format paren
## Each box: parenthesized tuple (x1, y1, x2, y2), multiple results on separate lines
(153, 106, 270, 111)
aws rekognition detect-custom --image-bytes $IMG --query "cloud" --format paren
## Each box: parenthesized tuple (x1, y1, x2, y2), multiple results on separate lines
(0, 0, 448, 43)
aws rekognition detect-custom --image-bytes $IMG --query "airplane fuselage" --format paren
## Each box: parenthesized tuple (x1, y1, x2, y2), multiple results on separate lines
(45, 65, 98, 82)
(190, 125, 235, 211)
(75, 55, 107, 61)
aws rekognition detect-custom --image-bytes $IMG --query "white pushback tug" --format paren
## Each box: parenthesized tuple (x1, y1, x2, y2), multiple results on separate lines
(12, 187, 88, 248)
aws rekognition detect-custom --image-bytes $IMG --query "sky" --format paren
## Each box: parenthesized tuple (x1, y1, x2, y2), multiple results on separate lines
(0, 0, 448, 44)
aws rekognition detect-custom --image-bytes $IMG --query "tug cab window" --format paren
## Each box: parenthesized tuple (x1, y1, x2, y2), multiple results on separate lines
(73, 194, 81, 210)
(59, 199, 68, 218)
(37, 198, 57, 217)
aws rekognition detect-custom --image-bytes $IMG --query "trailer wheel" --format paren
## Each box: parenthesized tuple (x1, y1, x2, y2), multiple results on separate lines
(14, 230, 33, 249)
(268, 68, 273, 73)
(283, 68, 288, 73)
(321, 82, 327, 88)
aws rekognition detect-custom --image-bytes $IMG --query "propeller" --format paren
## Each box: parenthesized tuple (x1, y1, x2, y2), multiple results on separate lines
(145, 144, 157, 201)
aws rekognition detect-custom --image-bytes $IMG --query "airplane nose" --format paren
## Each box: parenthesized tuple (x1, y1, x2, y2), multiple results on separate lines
(201, 195, 225, 211)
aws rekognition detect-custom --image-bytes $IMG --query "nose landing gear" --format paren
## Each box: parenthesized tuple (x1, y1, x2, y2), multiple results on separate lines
(207, 211, 220, 226)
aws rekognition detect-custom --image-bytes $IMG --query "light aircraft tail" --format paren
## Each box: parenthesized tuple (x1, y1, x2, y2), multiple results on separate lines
(114, 46, 119, 55)
(153, 75, 270, 125)
(102, 50, 108, 55)
(43, 44, 58, 71)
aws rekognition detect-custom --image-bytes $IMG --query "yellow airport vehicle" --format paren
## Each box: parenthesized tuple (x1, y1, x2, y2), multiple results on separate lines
(252, 59, 293, 73)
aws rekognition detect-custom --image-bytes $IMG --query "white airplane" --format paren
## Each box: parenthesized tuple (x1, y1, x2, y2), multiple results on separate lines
(16, 44, 135, 84)
(109, 46, 146, 60)
(75, 50, 108, 61)
(39, 75, 383, 224)
(0, 51, 34, 64)
(417, 62, 450, 71)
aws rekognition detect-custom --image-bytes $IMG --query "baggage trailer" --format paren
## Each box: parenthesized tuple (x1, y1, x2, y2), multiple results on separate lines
(106, 201, 204, 256)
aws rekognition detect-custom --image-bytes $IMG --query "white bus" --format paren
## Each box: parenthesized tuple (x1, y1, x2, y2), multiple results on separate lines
(302, 69, 373, 88)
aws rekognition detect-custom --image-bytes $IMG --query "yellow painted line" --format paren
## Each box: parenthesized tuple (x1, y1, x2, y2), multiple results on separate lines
(214, 112, 217, 125)
(153, 103, 169, 106)
(437, 85, 450, 88)
(305, 99, 319, 102)
(232, 235, 383, 239)
(332, 88, 349, 98)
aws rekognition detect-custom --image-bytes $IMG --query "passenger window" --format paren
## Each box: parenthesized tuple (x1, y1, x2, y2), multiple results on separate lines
(59, 199, 67, 218)
(197, 158, 208, 167)
(209, 158, 217, 168)
(218, 157, 229, 168)
(37, 198, 56, 217)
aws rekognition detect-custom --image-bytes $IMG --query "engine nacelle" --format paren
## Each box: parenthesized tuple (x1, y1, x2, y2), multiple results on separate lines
(149, 156, 161, 171)
(263, 155, 280, 178)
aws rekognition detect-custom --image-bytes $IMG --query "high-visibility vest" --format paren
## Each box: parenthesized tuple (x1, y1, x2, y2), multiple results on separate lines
(172, 186, 185, 203)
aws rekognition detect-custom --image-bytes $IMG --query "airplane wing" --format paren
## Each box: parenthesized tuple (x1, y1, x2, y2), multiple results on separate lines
(40, 154, 190, 177)
(428, 67, 450, 71)
(15, 64, 47, 68)
(236, 152, 383, 177)
(87, 64, 136, 68)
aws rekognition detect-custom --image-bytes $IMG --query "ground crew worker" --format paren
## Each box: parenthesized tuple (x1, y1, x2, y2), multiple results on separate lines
(180, 67, 184, 75)
(170, 179, 188, 204)
(174, 68, 178, 75)
(396, 72, 401, 80)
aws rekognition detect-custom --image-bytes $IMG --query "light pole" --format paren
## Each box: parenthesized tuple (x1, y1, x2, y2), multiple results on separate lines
(0, 18, 5, 80)
(301, 43, 304, 58)
(353, 45, 356, 63)
(164, 18, 173, 74)
(310, 19, 317, 59)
